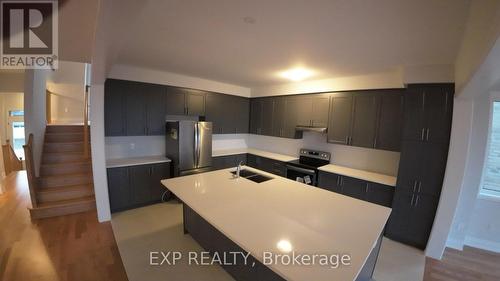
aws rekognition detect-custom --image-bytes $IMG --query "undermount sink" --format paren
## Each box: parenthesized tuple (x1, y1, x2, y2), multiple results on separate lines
(230, 169, 257, 178)
(230, 169, 273, 183)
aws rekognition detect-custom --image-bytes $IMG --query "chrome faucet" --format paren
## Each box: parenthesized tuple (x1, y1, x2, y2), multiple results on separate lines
(236, 161, 244, 178)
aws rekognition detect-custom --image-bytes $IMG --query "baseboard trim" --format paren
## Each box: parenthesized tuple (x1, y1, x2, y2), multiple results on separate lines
(464, 236, 500, 253)
(445, 238, 464, 251)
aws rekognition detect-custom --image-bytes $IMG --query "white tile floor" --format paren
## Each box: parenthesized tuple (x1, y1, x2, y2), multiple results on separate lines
(112, 201, 424, 281)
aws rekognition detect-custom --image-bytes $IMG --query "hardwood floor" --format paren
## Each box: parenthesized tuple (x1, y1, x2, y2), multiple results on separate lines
(0, 171, 128, 281)
(424, 246, 500, 281)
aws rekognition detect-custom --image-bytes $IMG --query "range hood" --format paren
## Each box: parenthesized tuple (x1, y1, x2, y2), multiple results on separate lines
(295, 126, 327, 133)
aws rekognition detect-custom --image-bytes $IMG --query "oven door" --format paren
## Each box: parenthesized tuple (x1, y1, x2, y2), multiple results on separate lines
(286, 165, 317, 186)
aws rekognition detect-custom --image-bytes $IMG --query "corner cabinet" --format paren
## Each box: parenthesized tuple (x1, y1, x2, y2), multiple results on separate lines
(385, 83, 453, 249)
(107, 162, 171, 213)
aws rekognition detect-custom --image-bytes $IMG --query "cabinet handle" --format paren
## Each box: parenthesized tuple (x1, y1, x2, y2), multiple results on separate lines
(415, 195, 420, 207)
(410, 193, 415, 206)
(426, 128, 430, 141)
(365, 183, 369, 193)
(345, 136, 349, 144)
(373, 137, 377, 148)
(149, 167, 152, 176)
(413, 181, 417, 193)
(336, 176, 340, 186)
(421, 128, 425, 141)
(418, 181, 422, 193)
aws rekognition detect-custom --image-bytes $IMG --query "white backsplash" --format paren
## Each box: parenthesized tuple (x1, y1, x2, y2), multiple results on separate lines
(246, 132, 401, 176)
(105, 136, 166, 159)
(105, 132, 400, 176)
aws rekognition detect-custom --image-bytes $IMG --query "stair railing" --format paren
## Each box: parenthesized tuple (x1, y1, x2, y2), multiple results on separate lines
(83, 85, 90, 159)
(2, 139, 23, 175)
(23, 134, 38, 208)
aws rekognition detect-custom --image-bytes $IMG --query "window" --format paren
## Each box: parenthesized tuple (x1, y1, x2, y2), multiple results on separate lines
(9, 110, 24, 117)
(482, 101, 500, 196)
(12, 121, 25, 159)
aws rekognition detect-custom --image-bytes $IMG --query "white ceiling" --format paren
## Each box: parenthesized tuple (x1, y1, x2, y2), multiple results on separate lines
(114, 0, 471, 87)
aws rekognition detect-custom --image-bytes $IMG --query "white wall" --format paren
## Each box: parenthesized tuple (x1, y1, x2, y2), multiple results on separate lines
(454, 0, 500, 93)
(109, 64, 251, 97)
(24, 70, 47, 176)
(252, 70, 404, 97)
(465, 197, 500, 252)
(426, 2, 500, 259)
(247, 133, 400, 176)
(0, 72, 24, 92)
(448, 95, 490, 246)
(46, 61, 86, 124)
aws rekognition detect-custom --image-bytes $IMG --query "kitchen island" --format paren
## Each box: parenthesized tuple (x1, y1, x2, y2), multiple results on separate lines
(161, 167, 391, 281)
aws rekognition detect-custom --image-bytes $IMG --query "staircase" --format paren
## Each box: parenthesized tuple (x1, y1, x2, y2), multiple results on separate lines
(29, 125, 96, 219)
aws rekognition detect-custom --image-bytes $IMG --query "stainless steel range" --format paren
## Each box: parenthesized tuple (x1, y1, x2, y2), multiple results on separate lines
(286, 149, 331, 186)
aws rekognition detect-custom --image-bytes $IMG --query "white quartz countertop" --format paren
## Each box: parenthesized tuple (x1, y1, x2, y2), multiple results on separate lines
(162, 167, 391, 281)
(106, 155, 171, 168)
(318, 164, 397, 187)
(212, 148, 298, 162)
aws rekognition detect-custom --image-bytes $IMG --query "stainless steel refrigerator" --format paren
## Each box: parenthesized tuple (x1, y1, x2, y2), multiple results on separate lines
(165, 121, 213, 176)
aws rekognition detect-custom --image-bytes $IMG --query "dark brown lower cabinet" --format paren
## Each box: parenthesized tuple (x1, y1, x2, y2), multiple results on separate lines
(212, 154, 247, 170)
(317, 171, 394, 208)
(385, 190, 439, 249)
(246, 154, 286, 177)
(107, 162, 171, 213)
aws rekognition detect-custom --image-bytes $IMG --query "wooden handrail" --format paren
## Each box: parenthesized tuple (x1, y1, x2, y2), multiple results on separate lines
(83, 86, 90, 158)
(2, 139, 23, 175)
(23, 134, 38, 208)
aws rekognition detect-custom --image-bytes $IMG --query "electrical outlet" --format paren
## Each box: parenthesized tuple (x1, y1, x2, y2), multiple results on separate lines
(130, 143, 135, 150)
(64, 107, 68, 113)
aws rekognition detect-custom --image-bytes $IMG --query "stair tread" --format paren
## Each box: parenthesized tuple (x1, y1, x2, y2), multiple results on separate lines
(37, 184, 94, 193)
(40, 172, 93, 179)
(41, 160, 91, 167)
(37, 195, 95, 208)
(44, 141, 85, 145)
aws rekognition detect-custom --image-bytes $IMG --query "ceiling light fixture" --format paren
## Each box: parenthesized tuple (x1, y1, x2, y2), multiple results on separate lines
(276, 239, 293, 253)
(279, 67, 315, 82)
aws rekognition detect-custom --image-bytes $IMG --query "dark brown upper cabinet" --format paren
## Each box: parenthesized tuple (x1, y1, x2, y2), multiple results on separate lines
(328, 90, 403, 151)
(261, 98, 275, 136)
(311, 94, 330, 128)
(145, 83, 167, 135)
(286, 94, 330, 128)
(206, 93, 249, 134)
(185, 89, 206, 116)
(249, 98, 263, 134)
(104, 79, 127, 136)
(327, 92, 354, 145)
(105, 79, 167, 136)
(350, 92, 379, 148)
(403, 84, 453, 144)
(165, 87, 206, 117)
(272, 97, 287, 137)
(165, 86, 187, 115)
(375, 90, 404, 151)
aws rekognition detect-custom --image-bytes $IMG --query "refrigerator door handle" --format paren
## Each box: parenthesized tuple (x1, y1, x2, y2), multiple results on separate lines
(194, 123, 199, 168)
(196, 123, 201, 168)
